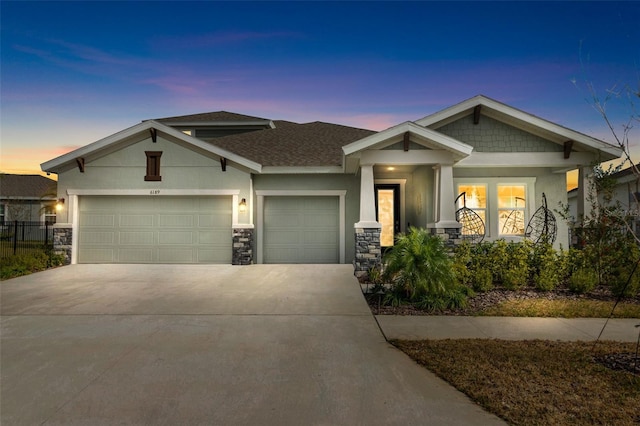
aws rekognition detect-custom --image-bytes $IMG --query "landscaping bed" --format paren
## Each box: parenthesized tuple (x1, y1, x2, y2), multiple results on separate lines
(365, 286, 640, 317)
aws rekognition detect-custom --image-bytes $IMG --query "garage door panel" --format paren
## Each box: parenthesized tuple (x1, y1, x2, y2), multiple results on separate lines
(119, 232, 154, 245)
(118, 248, 153, 263)
(159, 214, 194, 227)
(81, 214, 115, 227)
(83, 248, 115, 263)
(198, 248, 230, 263)
(303, 230, 337, 244)
(304, 248, 338, 263)
(158, 248, 194, 263)
(264, 196, 339, 264)
(303, 215, 337, 227)
(158, 231, 193, 245)
(80, 231, 115, 244)
(199, 230, 229, 244)
(79, 196, 232, 264)
(120, 214, 154, 227)
(266, 213, 301, 227)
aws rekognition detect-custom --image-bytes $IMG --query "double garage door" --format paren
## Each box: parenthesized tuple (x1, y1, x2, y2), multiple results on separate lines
(263, 196, 339, 264)
(78, 196, 232, 264)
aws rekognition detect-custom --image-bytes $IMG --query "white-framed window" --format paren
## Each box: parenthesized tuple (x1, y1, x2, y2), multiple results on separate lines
(455, 178, 535, 239)
(42, 203, 57, 224)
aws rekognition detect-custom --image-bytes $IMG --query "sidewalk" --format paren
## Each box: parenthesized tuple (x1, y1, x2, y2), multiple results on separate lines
(376, 315, 640, 341)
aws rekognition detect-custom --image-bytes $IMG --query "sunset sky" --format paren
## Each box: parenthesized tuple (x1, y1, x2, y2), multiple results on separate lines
(1, 1, 639, 182)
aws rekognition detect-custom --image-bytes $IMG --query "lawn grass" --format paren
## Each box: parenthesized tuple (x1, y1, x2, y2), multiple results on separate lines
(393, 339, 640, 426)
(478, 299, 640, 318)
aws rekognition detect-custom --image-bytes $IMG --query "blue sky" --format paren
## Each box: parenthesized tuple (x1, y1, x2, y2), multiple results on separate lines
(1, 1, 639, 177)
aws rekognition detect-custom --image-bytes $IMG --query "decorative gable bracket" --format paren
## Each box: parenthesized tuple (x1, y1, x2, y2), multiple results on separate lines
(564, 140, 573, 159)
(76, 157, 85, 173)
(150, 128, 157, 143)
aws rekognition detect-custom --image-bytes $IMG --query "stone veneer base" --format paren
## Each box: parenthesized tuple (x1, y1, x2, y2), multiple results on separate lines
(354, 227, 381, 278)
(232, 228, 254, 265)
(53, 227, 72, 265)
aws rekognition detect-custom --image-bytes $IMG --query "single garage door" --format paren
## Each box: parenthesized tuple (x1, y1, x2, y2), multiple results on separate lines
(263, 196, 339, 263)
(78, 196, 232, 263)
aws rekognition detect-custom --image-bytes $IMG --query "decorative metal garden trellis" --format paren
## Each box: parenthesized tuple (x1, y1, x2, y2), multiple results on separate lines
(455, 192, 485, 243)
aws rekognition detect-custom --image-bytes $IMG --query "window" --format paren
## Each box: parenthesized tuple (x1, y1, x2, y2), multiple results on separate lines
(43, 203, 56, 224)
(0, 204, 5, 224)
(498, 185, 526, 235)
(456, 179, 534, 239)
(457, 184, 487, 229)
(145, 151, 162, 181)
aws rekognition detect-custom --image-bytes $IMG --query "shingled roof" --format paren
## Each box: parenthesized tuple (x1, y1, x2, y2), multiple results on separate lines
(0, 174, 57, 198)
(153, 111, 271, 123)
(210, 121, 376, 167)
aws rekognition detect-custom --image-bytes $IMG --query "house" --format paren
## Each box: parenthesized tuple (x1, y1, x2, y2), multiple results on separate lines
(0, 174, 58, 223)
(41, 95, 622, 273)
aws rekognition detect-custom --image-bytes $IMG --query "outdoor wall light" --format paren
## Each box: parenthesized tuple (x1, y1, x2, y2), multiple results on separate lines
(56, 198, 65, 211)
(239, 198, 247, 213)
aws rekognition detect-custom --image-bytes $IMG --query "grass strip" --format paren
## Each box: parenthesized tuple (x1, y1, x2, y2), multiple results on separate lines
(477, 299, 640, 318)
(393, 339, 640, 426)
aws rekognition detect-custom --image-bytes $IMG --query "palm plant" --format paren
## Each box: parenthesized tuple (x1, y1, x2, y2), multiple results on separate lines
(383, 227, 457, 301)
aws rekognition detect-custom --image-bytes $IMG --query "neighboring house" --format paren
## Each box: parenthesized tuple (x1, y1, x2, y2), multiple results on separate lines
(0, 174, 58, 223)
(41, 95, 622, 272)
(567, 163, 640, 235)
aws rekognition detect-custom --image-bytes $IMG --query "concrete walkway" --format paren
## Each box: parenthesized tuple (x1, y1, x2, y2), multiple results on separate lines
(1, 264, 506, 426)
(377, 315, 640, 342)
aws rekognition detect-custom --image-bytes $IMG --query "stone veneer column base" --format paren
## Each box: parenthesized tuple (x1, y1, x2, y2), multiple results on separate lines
(53, 226, 72, 265)
(429, 227, 463, 249)
(232, 228, 254, 265)
(354, 227, 381, 278)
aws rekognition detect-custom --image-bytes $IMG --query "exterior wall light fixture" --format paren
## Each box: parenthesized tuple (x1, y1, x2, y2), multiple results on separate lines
(56, 198, 65, 211)
(239, 198, 247, 213)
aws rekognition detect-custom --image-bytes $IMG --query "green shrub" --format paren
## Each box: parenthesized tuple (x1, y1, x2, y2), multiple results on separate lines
(414, 286, 473, 312)
(531, 242, 560, 291)
(452, 241, 472, 287)
(472, 267, 494, 292)
(568, 268, 598, 294)
(501, 241, 530, 290)
(1, 249, 64, 280)
(383, 227, 458, 302)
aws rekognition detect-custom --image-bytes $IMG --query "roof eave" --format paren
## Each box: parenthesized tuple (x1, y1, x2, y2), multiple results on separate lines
(41, 120, 262, 174)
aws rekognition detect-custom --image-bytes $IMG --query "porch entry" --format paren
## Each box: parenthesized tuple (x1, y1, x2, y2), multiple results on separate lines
(375, 184, 400, 247)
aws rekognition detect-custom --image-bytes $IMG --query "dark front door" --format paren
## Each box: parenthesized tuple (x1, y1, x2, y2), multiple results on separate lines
(375, 184, 401, 247)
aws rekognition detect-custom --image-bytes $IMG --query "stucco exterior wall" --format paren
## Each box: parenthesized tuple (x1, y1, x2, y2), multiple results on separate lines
(54, 135, 252, 223)
(438, 115, 563, 152)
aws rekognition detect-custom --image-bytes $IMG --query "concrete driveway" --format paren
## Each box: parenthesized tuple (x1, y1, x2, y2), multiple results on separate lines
(1, 264, 504, 425)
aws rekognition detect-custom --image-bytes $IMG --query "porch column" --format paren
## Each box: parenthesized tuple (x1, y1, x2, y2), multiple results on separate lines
(428, 164, 461, 248)
(354, 163, 381, 278)
(356, 163, 379, 227)
(433, 164, 460, 228)
(577, 166, 596, 221)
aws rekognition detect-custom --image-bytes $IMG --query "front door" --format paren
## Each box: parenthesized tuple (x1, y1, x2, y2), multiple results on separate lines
(375, 184, 400, 248)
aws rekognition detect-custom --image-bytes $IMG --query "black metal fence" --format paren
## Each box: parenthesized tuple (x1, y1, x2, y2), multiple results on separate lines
(0, 221, 54, 258)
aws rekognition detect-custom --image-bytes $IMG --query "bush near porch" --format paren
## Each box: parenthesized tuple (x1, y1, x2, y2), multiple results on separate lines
(365, 227, 640, 315)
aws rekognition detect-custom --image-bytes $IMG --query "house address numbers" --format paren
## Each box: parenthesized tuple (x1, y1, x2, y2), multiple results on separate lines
(149, 190, 161, 195)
